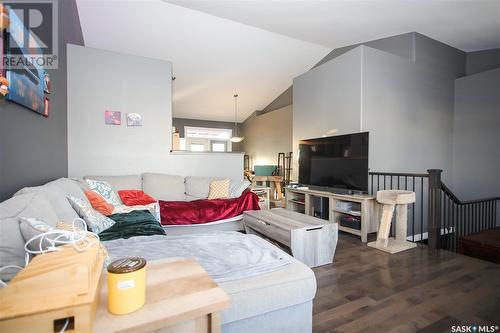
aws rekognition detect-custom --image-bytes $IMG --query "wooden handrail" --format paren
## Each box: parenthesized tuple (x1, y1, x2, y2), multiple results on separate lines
(441, 182, 500, 205)
(369, 171, 429, 177)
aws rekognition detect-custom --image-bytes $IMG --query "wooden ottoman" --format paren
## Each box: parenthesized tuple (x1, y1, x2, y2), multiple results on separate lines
(243, 208, 338, 267)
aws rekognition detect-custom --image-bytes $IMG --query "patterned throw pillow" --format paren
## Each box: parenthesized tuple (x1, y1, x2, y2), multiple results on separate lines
(19, 217, 61, 251)
(85, 179, 122, 206)
(67, 195, 116, 234)
(56, 221, 86, 232)
(208, 179, 230, 199)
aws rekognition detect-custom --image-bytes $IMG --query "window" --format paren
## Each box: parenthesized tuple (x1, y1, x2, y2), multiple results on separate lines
(211, 142, 226, 152)
(185, 126, 232, 140)
(184, 126, 233, 152)
(190, 144, 205, 152)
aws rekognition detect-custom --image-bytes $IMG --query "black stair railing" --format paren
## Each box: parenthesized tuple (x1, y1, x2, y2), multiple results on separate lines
(369, 171, 429, 242)
(369, 169, 499, 252)
(436, 177, 499, 252)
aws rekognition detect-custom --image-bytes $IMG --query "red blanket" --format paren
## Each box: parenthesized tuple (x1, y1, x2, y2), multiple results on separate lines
(159, 190, 260, 225)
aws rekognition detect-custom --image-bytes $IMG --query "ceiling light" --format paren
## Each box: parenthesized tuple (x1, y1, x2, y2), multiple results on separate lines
(230, 93, 244, 143)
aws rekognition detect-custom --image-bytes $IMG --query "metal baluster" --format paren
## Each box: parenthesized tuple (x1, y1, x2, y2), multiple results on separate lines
(412, 177, 416, 242)
(421, 177, 424, 243)
(370, 174, 373, 195)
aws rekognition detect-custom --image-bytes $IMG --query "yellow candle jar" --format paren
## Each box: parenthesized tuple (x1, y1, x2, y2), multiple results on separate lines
(107, 257, 147, 315)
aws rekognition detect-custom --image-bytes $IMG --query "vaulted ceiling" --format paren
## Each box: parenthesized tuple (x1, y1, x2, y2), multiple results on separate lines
(170, 0, 500, 52)
(77, 0, 500, 122)
(76, 0, 330, 122)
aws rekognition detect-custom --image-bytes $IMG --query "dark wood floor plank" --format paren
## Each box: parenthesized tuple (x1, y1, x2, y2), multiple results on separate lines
(312, 233, 500, 333)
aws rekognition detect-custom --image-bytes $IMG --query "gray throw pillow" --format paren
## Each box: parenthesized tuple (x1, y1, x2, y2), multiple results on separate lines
(19, 217, 58, 251)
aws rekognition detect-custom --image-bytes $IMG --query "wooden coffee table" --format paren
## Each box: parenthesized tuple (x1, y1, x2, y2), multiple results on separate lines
(243, 208, 338, 267)
(93, 259, 230, 333)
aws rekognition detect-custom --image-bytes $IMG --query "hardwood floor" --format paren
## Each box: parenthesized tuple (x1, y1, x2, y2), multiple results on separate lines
(312, 233, 500, 333)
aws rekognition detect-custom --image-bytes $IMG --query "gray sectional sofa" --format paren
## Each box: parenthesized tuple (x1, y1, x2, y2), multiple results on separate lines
(0, 174, 317, 333)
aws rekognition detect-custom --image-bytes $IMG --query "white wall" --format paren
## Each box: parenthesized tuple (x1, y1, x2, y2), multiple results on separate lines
(67, 45, 243, 180)
(292, 47, 362, 180)
(362, 46, 455, 182)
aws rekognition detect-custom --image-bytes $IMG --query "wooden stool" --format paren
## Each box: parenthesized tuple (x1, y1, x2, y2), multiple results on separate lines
(368, 190, 417, 254)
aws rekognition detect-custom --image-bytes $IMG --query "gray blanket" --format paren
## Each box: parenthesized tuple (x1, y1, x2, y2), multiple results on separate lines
(103, 232, 290, 282)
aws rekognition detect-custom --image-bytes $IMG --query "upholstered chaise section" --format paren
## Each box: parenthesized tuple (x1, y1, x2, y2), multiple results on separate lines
(14, 178, 90, 223)
(219, 255, 316, 333)
(0, 193, 59, 281)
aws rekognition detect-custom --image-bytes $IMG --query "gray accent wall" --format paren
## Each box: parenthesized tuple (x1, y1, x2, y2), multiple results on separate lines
(313, 32, 415, 69)
(67, 45, 244, 180)
(241, 105, 293, 168)
(261, 87, 293, 113)
(466, 49, 500, 76)
(451, 68, 500, 200)
(413, 33, 465, 78)
(261, 32, 465, 114)
(0, 0, 84, 201)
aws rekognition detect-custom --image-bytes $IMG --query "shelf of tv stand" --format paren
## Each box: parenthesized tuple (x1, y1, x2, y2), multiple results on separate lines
(287, 199, 305, 205)
(285, 187, 379, 243)
(333, 209, 361, 217)
(338, 225, 362, 236)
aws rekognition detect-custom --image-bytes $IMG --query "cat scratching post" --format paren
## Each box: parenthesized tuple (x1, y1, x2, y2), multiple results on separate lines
(368, 190, 417, 254)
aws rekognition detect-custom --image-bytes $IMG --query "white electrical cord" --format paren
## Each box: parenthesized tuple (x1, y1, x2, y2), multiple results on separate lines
(59, 318, 70, 333)
(0, 218, 100, 287)
(0, 265, 23, 287)
(24, 218, 100, 255)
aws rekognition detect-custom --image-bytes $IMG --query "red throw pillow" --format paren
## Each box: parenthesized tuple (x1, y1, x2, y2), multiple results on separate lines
(118, 190, 156, 206)
(84, 190, 114, 216)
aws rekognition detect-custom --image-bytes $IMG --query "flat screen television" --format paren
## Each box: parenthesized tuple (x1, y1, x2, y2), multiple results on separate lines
(298, 132, 369, 193)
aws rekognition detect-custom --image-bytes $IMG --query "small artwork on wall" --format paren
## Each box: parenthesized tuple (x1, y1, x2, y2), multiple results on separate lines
(43, 97, 49, 117)
(4, 6, 45, 115)
(127, 113, 142, 127)
(105, 111, 121, 125)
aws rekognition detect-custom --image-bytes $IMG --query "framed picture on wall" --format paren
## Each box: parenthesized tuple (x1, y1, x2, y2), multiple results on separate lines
(105, 111, 121, 125)
(4, 6, 45, 115)
(126, 113, 142, 126)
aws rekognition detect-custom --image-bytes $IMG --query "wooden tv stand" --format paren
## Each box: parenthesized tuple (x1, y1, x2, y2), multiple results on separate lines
(285, 187, 378, 242)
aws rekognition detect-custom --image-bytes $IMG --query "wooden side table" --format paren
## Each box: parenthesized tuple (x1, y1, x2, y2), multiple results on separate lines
(93, 259, 230, 333)
(252, 176, 283, 200)
(250, 186, 271, 210)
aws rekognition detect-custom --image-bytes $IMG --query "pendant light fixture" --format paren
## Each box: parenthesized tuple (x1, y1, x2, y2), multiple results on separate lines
(230, 93, 244, 143)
